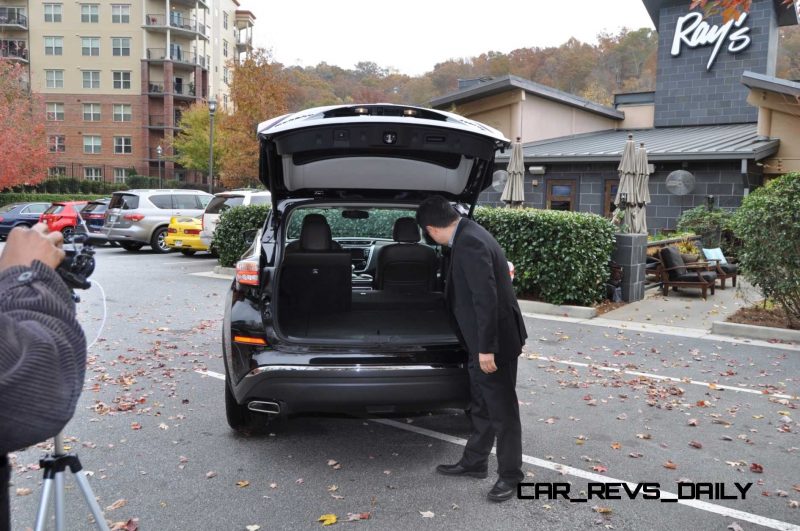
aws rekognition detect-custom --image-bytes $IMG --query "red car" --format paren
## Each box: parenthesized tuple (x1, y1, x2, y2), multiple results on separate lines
(40, 201, 88, 241)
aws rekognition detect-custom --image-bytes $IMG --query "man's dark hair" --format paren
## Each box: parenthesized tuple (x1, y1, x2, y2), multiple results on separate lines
(416, 195, 460, 229)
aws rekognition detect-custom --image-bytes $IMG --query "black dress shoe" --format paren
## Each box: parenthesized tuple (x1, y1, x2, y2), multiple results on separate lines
(435, 463, 488, 479)
(487, 479, 518, 502)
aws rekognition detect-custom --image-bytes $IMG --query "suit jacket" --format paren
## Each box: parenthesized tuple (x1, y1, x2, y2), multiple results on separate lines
(446, 218, 528, 364)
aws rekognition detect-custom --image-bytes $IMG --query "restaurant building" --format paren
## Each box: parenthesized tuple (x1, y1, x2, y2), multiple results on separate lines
(430, 0, 799, 234)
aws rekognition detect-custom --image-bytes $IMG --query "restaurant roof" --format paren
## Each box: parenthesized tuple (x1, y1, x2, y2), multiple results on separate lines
(495, 123, 780, 163)
(741, 71, 800, 98)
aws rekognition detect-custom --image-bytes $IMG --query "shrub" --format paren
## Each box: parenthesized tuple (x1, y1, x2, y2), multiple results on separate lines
(126, 175, 160, 189)
(473, 207, 615, 305)
(7, 178, 127, 194)
(214, 203, 271, 267)
(0, 193, 106, 208)
(676, 205, 733, 248)
(731, 172, 800, 328)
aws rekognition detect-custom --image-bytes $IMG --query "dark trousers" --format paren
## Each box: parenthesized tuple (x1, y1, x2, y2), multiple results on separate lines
(459, 357, 524, 483)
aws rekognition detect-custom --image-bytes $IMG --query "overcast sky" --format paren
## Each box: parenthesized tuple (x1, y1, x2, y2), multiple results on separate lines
(235, 0, 656, 76)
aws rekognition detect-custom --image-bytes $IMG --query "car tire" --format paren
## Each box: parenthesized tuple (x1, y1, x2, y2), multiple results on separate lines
(180, 250, 196, 256)
(120, 242, 143, 252)
(224, 375, 273, 435)
(150, 227, 171, 254)
(61, 227, 75, 243)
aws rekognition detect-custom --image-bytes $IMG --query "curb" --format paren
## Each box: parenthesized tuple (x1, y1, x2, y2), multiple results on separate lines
(517, 299, 597, 319)
(711, 321, 800, 343)
(213, 265, 235, 276)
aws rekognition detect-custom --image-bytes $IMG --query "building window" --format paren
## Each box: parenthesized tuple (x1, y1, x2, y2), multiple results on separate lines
(84, 167, 102, 181)
(223, 94, 228, 110)
(80, 4, 99, 23)
(83, 135, 101, 154)
(44, 4, 62, 22)
(223, 39, 228, 57)
(82, 103, 101, 121)
(49, 166, 66, 178)
(48, 135, 65, 153)
(113, 103, 132, 122)
(111, 4, 130, 23)
(82, 70, 100, 88)
(81, 37, 100, 56)
(223, 67, 229, 85)
(223, 12, 228, 29)
(112, 37, 130, 56)
(45, 70, 64, 88)
(114, 136, 132, 154)
(112, 71, 131, 89)
(546, 179, 577, 211)
(46, 102, 64, 121)
(113, 168, 127, 183)
(44, 36, 63, 55)
(604, 180, 620, 218)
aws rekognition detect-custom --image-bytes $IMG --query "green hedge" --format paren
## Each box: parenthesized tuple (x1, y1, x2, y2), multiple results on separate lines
(214, 204, 271, 267)
(0, 193, 107, 208)
(473, 207, 615, 305)
(5, 178, 128, 194)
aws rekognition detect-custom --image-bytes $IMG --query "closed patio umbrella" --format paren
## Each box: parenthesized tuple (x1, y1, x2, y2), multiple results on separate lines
(614, 134, 637, 233)
(632, 142, 651, 234)
(501, 137, 525, 208)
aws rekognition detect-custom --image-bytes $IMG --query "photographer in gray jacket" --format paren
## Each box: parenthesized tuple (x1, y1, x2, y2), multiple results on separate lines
(0, 223, 86, 529)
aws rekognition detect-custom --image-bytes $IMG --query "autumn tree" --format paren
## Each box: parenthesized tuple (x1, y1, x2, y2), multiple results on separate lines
(0, 60, 49, 190)
(692, 0, 796, 21)
(220, 49, 291, 189)
(170, 102, 223, 178)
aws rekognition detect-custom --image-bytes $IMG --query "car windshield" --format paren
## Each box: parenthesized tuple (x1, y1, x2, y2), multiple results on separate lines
(82, 202, 107, 213)
(109, 193, 139, 210)
(44, 204, 65, 215)
(205, 195, 244, 214)
(286, 207, 417, 240)
(249, 194, 270, 205)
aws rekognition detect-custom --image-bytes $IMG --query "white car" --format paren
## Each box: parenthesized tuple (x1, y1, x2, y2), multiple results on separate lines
(200, 190, 272, 248)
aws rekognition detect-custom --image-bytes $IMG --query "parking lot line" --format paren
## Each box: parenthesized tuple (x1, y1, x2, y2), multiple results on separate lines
(372, 418, 800, 531)
(524, 355, 798, 401)
(193, 368, 798, 530)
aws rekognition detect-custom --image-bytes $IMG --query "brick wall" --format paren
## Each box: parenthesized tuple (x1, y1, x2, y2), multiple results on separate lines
(653, 0, 778, 126)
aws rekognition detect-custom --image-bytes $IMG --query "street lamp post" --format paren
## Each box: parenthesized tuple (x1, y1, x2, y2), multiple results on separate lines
(208, 98, 217, 194)
(156, 145, 163, 189)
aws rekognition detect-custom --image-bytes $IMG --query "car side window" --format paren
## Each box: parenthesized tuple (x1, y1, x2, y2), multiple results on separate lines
(250, 195, 270, 205)
(23, 204, 48, 214)
(199, 195, 212, 208)
(150, 194, 173, 209)
(173, 194, 200, 209)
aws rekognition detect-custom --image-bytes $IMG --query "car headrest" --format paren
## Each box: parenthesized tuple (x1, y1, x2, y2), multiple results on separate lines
(300, 214, 334, 251)
(393, 217, 421, 243)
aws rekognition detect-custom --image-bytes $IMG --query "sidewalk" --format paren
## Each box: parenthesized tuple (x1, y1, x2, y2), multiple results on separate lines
(600, 278, 762, 331)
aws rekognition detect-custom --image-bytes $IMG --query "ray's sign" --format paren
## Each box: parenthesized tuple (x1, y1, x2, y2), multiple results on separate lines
(671, 11, 752, 71)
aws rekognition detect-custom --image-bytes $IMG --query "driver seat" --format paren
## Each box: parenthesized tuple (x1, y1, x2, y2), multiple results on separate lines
(374, 217, 437, 293)
(285, 213, 342, 252)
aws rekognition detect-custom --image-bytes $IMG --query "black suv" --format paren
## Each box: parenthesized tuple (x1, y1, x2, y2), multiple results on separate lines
(223, 104, 509, 433)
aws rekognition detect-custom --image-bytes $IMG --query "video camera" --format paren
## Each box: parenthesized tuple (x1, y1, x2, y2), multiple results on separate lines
(57, 230, 95, 292)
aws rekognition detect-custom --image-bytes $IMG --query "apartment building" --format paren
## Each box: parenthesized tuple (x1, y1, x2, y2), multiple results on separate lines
(0, 0, 255, 184)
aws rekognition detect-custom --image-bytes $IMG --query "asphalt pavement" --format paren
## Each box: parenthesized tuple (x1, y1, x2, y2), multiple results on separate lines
(5, 244, 799, 531)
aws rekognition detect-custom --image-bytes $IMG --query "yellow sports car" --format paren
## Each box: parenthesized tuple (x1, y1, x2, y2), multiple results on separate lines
(165, 216, 208, 255)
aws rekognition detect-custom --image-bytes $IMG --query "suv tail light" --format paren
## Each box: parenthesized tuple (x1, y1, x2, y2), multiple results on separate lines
(236, 259, 259, 286)
(124, 213, 144, 222)
(0, 216, 4, 222)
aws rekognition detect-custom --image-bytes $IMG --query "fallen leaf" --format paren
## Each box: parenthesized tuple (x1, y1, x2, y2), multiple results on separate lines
(688, 418, 699, 426)
(327, 459, 339, 467)
(789, 500, 799, 508)
(688, 441, 703, 449)
(327, 485, 338, 492)
(592, 465, 608, 473)
(236, 480, 250, 488)
(246, 526, 261, 531)
(269, 483, 278, 489)
(296, 478, 304, 485)
(110, 519, 138, 531)
(663, 461, 678, 470)
(629, 452, 643, 458)
(205, 471, 217, 479)
(346, 512, 370, 521)
(636, 433, 652, 440)
(419, 511, 435, 518)
(593, 506, 613, 514)
(749, 463, 764, 474)
(318, 514, 337, 526)
(130, 422, 142, 430)
(727, 523, 744, 531)
(16, 488, 32, 496)
(611, 442, 622, 450)
(105, 499, 127, 511)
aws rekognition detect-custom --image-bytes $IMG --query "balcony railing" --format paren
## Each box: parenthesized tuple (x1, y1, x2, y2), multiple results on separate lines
(147, 48, 205, 68)
(148, 115, 167, 127)
(144, 13, 205, 35)
(0, 40, 28, 61)
(173, 84, 195, 97)
(148, 82, 165, 94)
(0, 12, 28, 29)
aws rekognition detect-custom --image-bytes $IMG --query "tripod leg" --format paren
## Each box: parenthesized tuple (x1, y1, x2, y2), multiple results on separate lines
(34, 478, 54, 531)
(55, 471, 66, 531)
(74, 471, 110, 531)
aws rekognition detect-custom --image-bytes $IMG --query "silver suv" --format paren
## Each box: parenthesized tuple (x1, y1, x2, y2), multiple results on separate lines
(200, 190, 271, 249)
(103, 189, 212, 253)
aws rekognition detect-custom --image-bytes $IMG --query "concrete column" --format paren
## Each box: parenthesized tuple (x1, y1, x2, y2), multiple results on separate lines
(612, 233, 647, 302)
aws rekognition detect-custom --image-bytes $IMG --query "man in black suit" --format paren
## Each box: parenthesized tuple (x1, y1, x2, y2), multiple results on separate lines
(416, 195, 528, 502)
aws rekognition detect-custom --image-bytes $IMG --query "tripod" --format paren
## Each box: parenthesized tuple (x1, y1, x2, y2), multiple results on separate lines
(33, 433, 109, 531)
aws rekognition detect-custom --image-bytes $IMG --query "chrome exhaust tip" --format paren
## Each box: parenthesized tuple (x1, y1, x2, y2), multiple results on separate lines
(247, 401, 281, 415)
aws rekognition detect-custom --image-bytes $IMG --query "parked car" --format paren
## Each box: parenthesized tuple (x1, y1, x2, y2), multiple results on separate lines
(76, 198, 114, 245)
(0, 202, 50, 240)
(222, 103, 509, 433)
(200, 190, 271, 251)
(165, 216, 208, 255)
(102, 189, 212, 253)
(40, 201, 88, 241)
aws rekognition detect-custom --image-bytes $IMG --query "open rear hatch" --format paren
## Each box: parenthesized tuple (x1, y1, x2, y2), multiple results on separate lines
(257, 104, 510, 213)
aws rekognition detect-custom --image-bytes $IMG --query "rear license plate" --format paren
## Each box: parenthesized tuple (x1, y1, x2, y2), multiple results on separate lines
(108, 215, 117, 223)
(175, 240, 183, 246)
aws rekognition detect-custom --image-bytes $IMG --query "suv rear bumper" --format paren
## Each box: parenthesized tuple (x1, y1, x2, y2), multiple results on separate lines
(233, 363, 470, 415)
(105, 225, 151, 243)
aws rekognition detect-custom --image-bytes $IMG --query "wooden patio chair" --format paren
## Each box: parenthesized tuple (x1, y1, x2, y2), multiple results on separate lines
(658, 246, 717, 298)
(701, 247, 738, 289)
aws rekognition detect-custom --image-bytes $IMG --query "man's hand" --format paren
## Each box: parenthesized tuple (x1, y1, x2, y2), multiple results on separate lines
(479, 353, 497, 374)
(0, 223, 64, 272)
